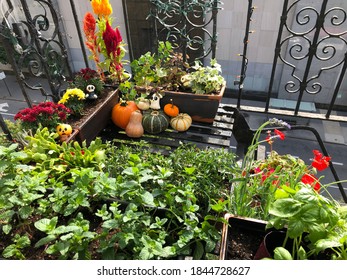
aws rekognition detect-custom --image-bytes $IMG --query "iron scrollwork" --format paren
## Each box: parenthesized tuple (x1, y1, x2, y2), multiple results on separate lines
(0, 0, 72, 103)
(278, 0, 347, 99)
(148, 0, 222, 63)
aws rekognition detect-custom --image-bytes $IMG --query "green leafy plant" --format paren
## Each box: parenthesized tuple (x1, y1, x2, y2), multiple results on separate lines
(267, 183, 347, 260)
(2, 234, 31, 259)
(131, 41, 189, 91)
(0, 129, 237, 260)
(182, 59, 225, 94)
(131, 41, 225, 95)
(34, 213, 96, 259)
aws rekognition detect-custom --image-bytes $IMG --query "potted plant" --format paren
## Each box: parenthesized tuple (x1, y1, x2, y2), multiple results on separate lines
(130, 41, 226, 123)
(12, 85, 119, 145)
(220, 118, 347, 260)
(68, 67, 105, 96)
(263, 181, 347, 260)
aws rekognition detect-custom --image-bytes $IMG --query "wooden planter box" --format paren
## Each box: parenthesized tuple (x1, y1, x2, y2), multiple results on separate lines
(67, 89, 119, 144)
(160, 83, 226, 124)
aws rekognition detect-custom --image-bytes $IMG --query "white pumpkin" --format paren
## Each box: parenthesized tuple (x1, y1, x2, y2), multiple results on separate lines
(170, 113, 192, 132)
(136, 98, 150, 111)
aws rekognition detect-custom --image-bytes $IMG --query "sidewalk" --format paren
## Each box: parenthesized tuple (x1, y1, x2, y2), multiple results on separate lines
(222, 96, 347, 146)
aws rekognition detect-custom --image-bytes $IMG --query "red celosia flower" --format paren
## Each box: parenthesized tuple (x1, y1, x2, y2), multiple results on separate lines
(274, 129, 285, 140)
(102, 21, 122, 56)
(301, 173, 320, 192)
(312, 150, 331, 171)
(83, 12, 96, 40)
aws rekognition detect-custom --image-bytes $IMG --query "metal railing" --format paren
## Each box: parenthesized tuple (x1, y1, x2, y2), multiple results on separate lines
(147, 0, 222, 63)
(235, 0, 347, 122)
(0, 0, 72, 104)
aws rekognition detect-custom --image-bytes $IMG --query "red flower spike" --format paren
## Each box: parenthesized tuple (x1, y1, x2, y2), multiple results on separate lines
(274, 129, 285, 140)
(83, 12, 96, 39)
(103, 21, 121, 56)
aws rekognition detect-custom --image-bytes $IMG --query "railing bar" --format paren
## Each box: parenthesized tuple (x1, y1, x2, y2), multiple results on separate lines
(233, 105, 347, 122)
(326, 51, 347, 118)
(211, 0, 219, 59)
(294, 0, 328, 115)
(265, 0, 290, 112)
(122, 0, 134, 62)
(236, 0, 253, 108)
(69, 0, 89, 69)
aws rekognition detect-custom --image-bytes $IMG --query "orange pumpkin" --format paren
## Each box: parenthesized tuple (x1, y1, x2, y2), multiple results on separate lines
(163, 99, 179, 117)
(111, 100, 138, 129)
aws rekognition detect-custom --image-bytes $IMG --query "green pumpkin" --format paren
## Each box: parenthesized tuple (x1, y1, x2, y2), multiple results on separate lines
(142, 110, 169, 134)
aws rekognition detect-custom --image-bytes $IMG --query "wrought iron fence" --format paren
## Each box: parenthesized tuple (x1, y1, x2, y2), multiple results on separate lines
(147, 0, 222, 63)
(0, 0, 72, 105)
(236, 0, 347, 122)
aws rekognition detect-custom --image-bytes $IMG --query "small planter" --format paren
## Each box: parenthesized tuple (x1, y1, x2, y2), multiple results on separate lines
(253, 230, 289, 259)
(160, 83, 226, 124)
(67, 89, 119, 144)
(219, 213, 268, 260)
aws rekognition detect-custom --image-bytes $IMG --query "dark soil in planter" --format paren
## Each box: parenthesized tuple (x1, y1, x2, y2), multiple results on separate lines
(224, 225, 265, 260)
(67, 89, 114, 129)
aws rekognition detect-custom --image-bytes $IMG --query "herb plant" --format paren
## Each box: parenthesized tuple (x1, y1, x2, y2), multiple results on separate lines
(0, 129, 237, 260)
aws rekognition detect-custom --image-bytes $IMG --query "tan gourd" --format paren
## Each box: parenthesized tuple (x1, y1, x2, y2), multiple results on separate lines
(170, 113, 192, 132)
(136, 97, 150, 111)
(125, 110, 144, 138)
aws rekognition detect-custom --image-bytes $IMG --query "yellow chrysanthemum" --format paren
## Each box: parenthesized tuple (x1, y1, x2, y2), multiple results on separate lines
(59, 88, 86, 104)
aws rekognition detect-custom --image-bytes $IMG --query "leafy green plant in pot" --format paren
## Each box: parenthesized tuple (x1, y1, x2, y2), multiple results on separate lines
(246, 146, 347, 260)
(130, 41, 226, 123)
(264, 181, 347, 260)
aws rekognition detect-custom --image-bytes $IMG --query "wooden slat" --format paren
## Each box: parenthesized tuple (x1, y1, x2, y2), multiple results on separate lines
(99, 103, 237, 151)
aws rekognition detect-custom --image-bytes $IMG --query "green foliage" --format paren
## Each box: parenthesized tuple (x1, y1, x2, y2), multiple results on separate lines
(0, 129, 237, 260)
(2, 234, 31, 259)
(131, 41, 225, 94)
(267, 184, 347, 259)
(184, 59, 225, 94)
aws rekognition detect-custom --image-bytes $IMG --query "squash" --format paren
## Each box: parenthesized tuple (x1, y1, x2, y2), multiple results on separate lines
(170, 113, 192, 132)
(111, 100, 138, 129)
(136, 97, 150, 111)
(142, 110, 169, 134)
(163, 99, 179, 117)
(125, 110, 144, 138)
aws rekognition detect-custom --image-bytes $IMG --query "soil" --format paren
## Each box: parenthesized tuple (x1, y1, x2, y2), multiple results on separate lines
(67, 88, 114, 129)
(223, 225, 265, 260)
